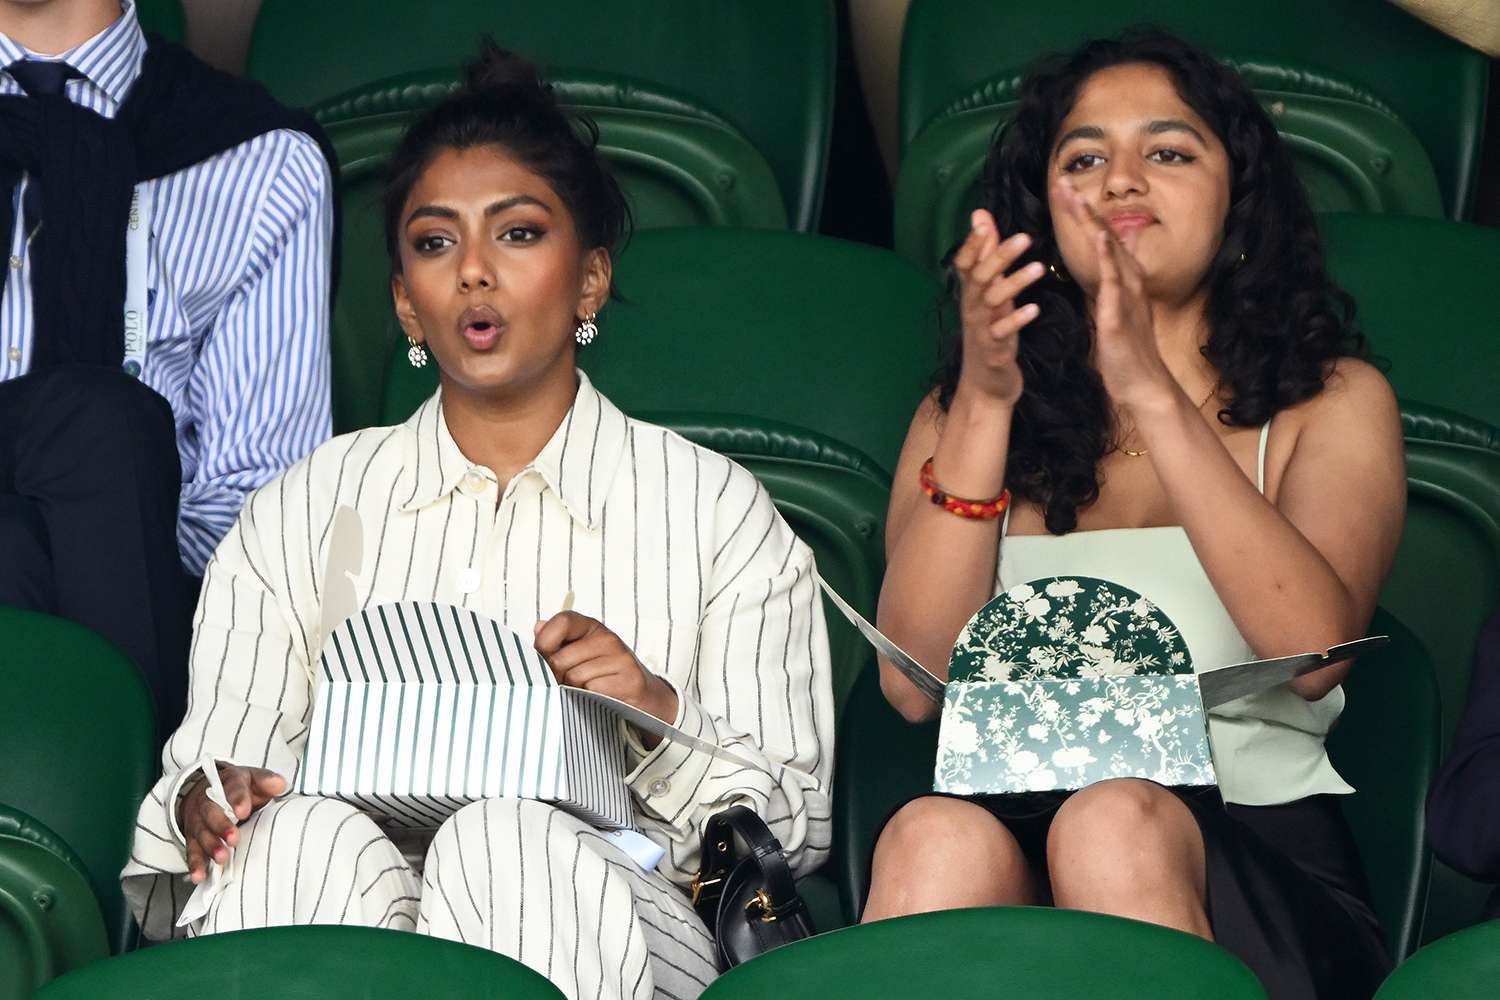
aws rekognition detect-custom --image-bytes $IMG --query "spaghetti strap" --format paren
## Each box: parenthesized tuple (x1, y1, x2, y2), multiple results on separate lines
(1001, 498, 1012, 535)
(1257, 418, 1273, 495)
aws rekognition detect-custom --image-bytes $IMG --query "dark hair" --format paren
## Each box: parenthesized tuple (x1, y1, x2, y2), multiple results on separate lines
(383, 40, 632, 273)
(937, 29, 1366, 534)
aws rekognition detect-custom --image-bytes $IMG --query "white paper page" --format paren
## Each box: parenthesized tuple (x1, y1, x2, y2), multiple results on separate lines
(814, 572, 946, 704)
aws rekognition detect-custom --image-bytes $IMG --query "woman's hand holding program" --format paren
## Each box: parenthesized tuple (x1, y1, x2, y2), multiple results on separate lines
(952, 209, 1046, 410)
(179, 765, 286, 884)
(533, 612, 678, 743)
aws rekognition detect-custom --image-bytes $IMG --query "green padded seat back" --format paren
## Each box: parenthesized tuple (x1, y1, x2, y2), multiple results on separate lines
(0, 608, 156, 955)
(1323, 213, 1500, 431)
(835, 606, 1438, 947)
(246, 0, 835, 230)
(134, 0, 184, 41)
(700, 906, 1265, 999)
(1324, 609, 1440, 959)
(894, 69, 1443, 270)
(899, 0, 1488, 218)
(319, 71, 786, 433)
(1373, 919, 1500, 1000)
(1401, 401, 1500, 455)
(31, 925, 566, 999)
(381, 228, 944, 475)
(1387, 440, 1500, 940)
(0, 805, 108, 1000)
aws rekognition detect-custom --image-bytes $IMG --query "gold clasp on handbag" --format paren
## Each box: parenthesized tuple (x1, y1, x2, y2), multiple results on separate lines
(690, 873, 722, 907)
(744, 888, 778, 923)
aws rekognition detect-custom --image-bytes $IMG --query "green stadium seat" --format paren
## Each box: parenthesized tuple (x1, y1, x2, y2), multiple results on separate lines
(1401, 401, 1500, 455)
(833, 607, 1439, 955)
(1323, 213, 1500, 432)
(894, 71, 1443, 270)
(1386, 439, 1500, 941)
(134, 0, 184, 41)
(700, 906, 1266, 999)
(320, 72, 787, 432)
(246, 0, 836, 230)
(0, 609, 156, 989)
(380, 227, 944, 475)
(1372, 919, 1500, 1000)
(898, 0, 1489, 219)
(0, 806, 108, 1000)
(29, 925, 566, 999)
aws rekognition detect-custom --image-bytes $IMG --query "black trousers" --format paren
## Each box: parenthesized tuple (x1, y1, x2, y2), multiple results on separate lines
(0, 366, 192, 738)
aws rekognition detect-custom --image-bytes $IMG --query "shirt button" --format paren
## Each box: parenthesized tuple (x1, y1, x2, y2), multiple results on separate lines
(460, 470, 488, 495)
(458, 567, 481, 593)
(8, 255, 18, 269)
(647, 778, 671, 798)
(5, 347, 18, 362)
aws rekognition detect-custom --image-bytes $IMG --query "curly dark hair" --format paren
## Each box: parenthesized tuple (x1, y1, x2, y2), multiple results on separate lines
(937, 29, 1366, 534)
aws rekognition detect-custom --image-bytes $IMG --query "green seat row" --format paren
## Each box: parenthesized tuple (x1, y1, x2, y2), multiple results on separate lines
(246, 0, 836, 233)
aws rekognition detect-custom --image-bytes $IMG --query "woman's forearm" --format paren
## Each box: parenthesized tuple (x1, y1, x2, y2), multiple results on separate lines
(877, 393, 1012, 721)
(1133, 388, 1361, 696)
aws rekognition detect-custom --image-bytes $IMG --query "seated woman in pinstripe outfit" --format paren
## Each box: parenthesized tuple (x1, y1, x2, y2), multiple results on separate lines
(121, 43, 834, 1000)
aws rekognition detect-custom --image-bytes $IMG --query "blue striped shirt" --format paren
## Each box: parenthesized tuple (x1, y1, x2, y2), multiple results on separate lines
(0, 1, 333, 575)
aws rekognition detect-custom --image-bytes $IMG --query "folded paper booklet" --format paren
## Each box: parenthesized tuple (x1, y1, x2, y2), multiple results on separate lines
(297, 600, 754, 829)
(295, 506, 751, 830)
(817, 574, 1385, 797)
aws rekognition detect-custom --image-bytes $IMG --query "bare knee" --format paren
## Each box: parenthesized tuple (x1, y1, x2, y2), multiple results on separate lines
(1046, 780, 1203, 904)
(864, 797, 1035, 920)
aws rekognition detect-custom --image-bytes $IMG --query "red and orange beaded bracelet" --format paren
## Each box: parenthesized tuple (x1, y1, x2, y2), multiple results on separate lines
(919, 457, 1010, 520)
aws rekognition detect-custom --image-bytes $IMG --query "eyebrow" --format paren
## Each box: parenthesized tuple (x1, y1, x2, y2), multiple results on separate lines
(1146, 118, 1209, 144)
(1053, 118, 1209, 156)
(404, 194, 553, 227)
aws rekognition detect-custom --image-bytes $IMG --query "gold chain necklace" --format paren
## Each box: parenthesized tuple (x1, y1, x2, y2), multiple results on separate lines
(1119, 384, 1219, 458)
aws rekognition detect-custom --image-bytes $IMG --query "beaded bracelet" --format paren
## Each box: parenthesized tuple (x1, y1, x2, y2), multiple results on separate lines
(920, 458, 1010, 520)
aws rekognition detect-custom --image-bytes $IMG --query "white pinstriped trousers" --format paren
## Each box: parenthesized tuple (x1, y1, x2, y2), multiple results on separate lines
(188, 796, 720, 1000)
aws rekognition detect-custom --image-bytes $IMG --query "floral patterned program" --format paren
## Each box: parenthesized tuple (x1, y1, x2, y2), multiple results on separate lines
(935, 577, 1217, 795)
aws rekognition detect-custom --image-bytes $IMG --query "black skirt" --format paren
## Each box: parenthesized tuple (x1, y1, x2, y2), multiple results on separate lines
(868, 787, 1392, 1000)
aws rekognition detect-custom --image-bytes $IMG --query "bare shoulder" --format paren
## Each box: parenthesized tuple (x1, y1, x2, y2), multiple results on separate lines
(1280, 357, 1399, 436)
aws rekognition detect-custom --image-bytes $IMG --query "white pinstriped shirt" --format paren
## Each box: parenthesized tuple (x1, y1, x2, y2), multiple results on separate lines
(0, 2, 333, 574)
(124, 373, 835, 938)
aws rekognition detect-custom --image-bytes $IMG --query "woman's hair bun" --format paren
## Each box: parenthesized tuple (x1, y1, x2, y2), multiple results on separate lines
(461, 38, 552, 103)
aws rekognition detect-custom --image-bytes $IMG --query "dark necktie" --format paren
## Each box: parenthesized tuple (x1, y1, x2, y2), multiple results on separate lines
(6, 59, 81, 232)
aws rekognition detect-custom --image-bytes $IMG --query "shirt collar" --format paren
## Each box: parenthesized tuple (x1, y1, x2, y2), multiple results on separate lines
(400, 370, 630, 531)
(0, 1, 145, 110)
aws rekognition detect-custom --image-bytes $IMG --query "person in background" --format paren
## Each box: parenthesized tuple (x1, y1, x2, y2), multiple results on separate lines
(1426, 605, 1500, 920)
(866, 30, 1404, 1000)
(0, 0, 334, 736)
(122, 44, 833, 1000)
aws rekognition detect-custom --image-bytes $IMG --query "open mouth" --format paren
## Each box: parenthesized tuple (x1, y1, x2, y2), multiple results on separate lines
(458, 306, 504, 350)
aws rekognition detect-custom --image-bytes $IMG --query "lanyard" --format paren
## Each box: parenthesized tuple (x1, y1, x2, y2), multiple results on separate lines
(122, 183, 150, 378)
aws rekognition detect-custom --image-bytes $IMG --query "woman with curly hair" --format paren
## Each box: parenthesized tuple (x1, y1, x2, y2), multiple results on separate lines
(865, 30, 1402, 999)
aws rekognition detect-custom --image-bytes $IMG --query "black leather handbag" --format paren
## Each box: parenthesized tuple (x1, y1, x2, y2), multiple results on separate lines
(690, 805, 815, 970)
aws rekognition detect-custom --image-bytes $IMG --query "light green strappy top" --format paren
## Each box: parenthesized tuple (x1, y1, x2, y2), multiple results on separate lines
(996, 421, 1353, 806)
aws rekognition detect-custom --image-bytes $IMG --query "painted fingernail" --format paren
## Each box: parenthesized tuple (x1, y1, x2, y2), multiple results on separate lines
(1022, 304, 1040, 318)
